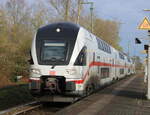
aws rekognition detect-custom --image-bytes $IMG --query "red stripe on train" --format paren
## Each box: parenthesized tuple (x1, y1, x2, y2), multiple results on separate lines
(71, 61, 131, 84)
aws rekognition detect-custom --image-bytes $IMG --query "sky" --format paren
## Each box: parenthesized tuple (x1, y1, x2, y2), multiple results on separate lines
(91, 0, 150, 59)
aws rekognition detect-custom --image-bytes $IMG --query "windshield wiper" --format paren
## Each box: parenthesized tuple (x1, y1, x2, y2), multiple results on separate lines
(48, 57, 65, 69)
(50, 57, 57, 62)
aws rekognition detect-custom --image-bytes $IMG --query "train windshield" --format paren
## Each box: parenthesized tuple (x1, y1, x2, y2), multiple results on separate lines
(41, 40, 67, 62)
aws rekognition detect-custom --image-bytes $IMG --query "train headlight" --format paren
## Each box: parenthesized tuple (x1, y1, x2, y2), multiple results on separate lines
(30, 68, 41, 75)
(56, 28, 61, 32)
(66, 69, 77, 75)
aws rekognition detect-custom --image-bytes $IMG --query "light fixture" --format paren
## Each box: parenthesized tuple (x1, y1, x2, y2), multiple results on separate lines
(56, 28, 61, 32)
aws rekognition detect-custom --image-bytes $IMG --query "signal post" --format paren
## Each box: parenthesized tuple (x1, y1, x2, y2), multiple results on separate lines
(148, 38, 150, 99)
(138, 16, 150, 99)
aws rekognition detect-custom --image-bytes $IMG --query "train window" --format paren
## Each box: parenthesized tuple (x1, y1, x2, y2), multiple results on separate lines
(120, 69, 124, 74)
(105, 43, 109, 53)
(96, 38, 103, 51)
(102, 42, 105, 51)
(119, 52, 124, 60)
(98, 40, 100, 49)
(99, 41, 102, 50)
(128, 69, 130, 73)
(102, 41, 106, 52)
(96, 37, 111, 54)
(127, 57, 131, 62)
(107, 44, 111, 53)
(101, 68, 109, 78)
(104, 43, 108, 52)
(96, 38, 101, 50)
(108, 46, 111, 53)
(74, 46, 87, 66)
(41, 41, 67, 61)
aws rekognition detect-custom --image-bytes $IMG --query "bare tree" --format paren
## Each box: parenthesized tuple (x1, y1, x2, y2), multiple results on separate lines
(93, 18, 122, 51)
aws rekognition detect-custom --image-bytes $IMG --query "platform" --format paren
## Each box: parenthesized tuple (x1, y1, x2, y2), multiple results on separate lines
(56, 74, 150, 115)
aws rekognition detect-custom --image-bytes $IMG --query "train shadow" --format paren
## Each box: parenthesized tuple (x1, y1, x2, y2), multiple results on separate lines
(99, 88, 147, 100)
(96, 76, 147, 100)
(115, 90, 146, 100)
(42, 102, 71, 107)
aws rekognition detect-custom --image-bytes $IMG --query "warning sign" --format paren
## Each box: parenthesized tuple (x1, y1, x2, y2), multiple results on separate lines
(138, 17, 150, 30)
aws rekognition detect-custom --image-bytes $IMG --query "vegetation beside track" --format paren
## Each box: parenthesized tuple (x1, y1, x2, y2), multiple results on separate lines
(0, 84, 34, 110)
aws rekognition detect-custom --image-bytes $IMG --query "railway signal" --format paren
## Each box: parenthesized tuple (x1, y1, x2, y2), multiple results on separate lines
(135, 38, 142, 44)
(138, 17, 150, 30)
(144, 45, 149, 52)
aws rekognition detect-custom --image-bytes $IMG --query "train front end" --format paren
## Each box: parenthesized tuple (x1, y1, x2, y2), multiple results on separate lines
(29, 22, 85, 97)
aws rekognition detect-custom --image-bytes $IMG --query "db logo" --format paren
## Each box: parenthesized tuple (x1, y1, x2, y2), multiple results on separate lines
(49, 71, 56, 75)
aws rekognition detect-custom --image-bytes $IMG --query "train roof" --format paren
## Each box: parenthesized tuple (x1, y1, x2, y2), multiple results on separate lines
(37, 22, 80, 38)
(38, 22, 80, 32)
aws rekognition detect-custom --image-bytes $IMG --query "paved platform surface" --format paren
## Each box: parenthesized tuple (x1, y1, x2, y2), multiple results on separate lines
(56, 74, 150, 115)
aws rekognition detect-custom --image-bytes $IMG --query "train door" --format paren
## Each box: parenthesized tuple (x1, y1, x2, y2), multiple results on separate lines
(114, 53, 117, 79)
(97, 55, 101, 77)
(88, 51, 96, 78)
(112, 58, 115, 79)
(91, 52, 95, 75)
(82, 47, 88, 79)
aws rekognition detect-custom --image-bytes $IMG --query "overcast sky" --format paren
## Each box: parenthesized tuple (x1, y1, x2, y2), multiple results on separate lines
(92, 0, 150, 58)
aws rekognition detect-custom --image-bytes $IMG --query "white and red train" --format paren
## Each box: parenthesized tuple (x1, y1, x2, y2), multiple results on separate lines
(29, 22, 135, 101)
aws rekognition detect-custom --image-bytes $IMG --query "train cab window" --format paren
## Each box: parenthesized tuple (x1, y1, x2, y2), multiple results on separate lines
(74, 46, 87, 66)
(41, 41, 67, 62)
(101, 68, 109, 78)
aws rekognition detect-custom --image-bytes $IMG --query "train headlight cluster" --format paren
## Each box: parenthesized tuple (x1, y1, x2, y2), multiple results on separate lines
(30, 68, 41, 75)
(66, 69, 77, 75)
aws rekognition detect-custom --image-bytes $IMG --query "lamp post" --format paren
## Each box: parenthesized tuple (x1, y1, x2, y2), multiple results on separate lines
(77, 0, 82, 24)
(65, 0, 70, 21)
(77, 1, 94, 33)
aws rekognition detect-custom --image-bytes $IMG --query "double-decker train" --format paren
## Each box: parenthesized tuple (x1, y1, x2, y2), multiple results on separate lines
(29, 22, 135, 101)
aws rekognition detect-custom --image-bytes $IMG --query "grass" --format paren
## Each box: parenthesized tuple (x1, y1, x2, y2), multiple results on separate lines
(0, 84, 34, 110)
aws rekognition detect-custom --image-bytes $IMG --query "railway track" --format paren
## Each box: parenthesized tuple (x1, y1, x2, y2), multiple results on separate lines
(0, 75, 134, 115)
(13, 104, 42, 115)
(0, 101, 70, 115)
(0, 101, 41, 115)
